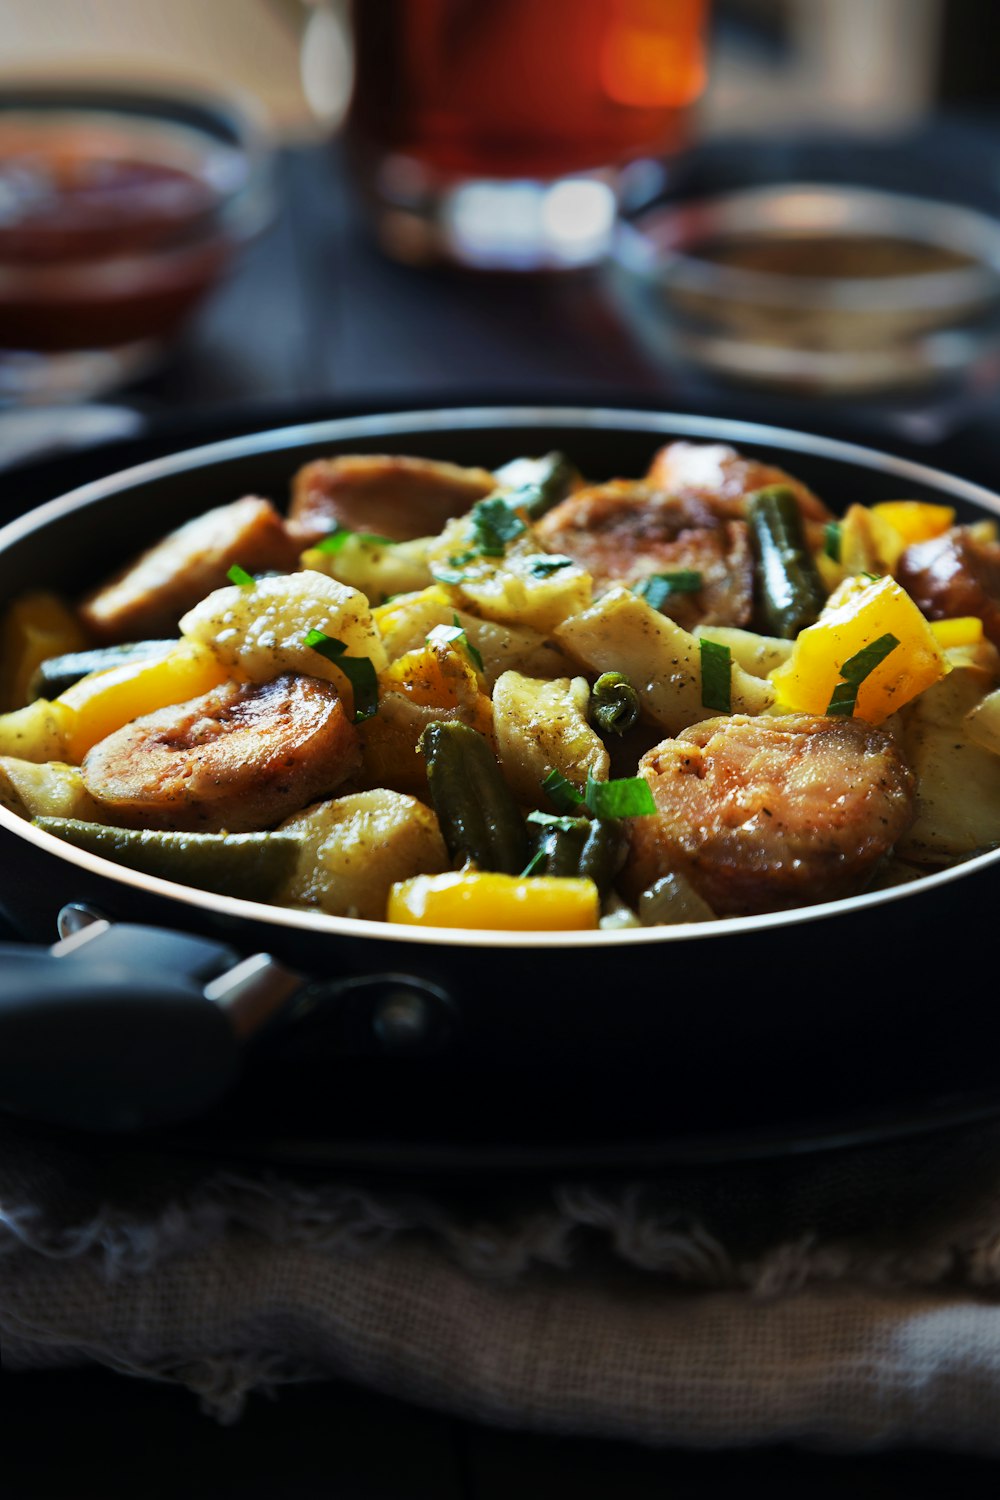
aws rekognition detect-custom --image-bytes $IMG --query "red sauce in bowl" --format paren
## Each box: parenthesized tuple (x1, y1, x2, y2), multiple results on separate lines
(0, 116, 248, 353)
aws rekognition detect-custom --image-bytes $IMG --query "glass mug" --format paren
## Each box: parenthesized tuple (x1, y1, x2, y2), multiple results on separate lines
(342, 0, 709, 270)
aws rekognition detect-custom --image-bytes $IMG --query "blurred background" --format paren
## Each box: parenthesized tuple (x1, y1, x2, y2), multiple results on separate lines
(2, 0, 1000, 460)
(2, 0, 989, 139)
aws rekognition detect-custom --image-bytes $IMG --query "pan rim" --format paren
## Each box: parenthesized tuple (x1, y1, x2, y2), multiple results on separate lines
(2, 401, 999, 950)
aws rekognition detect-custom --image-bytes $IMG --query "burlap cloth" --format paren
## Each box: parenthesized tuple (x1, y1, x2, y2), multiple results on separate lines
(6, 1110, 1000, 1452)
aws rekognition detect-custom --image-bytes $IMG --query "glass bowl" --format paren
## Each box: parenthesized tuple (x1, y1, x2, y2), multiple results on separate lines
(610, 182, 1000, 395)
(0, 81, 274, 403)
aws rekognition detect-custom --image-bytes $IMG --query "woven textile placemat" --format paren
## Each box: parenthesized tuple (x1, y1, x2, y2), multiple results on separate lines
(5, 1112, 1000, 1450)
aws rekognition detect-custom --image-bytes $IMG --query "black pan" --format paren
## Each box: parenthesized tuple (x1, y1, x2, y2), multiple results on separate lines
(2, 406, 1000, 1170)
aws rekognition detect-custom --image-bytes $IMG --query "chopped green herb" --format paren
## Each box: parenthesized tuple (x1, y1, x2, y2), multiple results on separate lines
(825, 632, 900, 717)
(493, 452, 577, 518)
(583, 775, 656, 819)
(426, 615, 485, 674)
(540, 770, 655, 819)
(541, 768, 585, 813)
(471, 495, 527, 556)
(634, 571, 703, 612)
(527, 810, 589, 833)
(430, 549, 491, 585)
(699, 638, 732, 713)
(588, 671, 640, 736)
(304, 627, 379, 721)
(315, 527, 395, 554)
(519, 847, 549, 878)
(430, 562, 474, 586)
(227, 564, 255, 589)
(525, 554, 573, 578)
(824, 522, 842, 563)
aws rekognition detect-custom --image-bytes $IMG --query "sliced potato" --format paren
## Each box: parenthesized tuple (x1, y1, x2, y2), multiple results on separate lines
(0, 698, 73, 763)
(555, 587, 774, 736)
(180, 570, 387, 697)
(897, 659, 1000, 862)
(374, 586, 574, 687)
(449, 549, 593, 634)
(0, 758, 103, 821)
(277, 789, 448, 919)
(301, 534, 434, 605)
(492, 671, 609, 806)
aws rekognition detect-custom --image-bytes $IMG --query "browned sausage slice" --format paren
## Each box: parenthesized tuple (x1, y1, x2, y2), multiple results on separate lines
(624, 713, 915, 916)
(535, 479, 754, 628)
(288, 454, 496, 545)
(896, 527, 1000, 647)
(80, 496, 300, 643)
(82, 673, 360, 832)
(646, 441, 832, 523)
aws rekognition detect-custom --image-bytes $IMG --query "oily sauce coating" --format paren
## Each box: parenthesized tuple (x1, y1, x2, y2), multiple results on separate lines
(624, 714, 916, 916)
(896, 527, 1000, 648)
(82, 673, 360, 832)
(288, 454, 496, 545)
(535, 479, 755, 629)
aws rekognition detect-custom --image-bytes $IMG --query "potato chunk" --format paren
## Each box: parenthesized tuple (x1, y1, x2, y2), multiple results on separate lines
(897, 653, 1000, 862)
(180, 571, 387, 704)
(493, 671, 609, 806)
(277, 790, 448, 919)
(555, 587, 774, 736)
(0, 758, 102, 821)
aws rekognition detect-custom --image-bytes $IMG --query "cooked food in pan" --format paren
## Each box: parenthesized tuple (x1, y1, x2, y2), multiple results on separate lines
(3, 440, 1000, 931)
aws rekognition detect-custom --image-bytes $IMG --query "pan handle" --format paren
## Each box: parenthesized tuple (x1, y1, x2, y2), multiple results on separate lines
(0, 947, 240, 1131)
(0, 911, 459, 1133)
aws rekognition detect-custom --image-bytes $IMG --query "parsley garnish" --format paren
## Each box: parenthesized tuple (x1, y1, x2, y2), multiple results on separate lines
(825, 633, 900, 717)
(526, 554, 573, 578)
(824, 522, 842, 563)
(315, 527, 395, 554)
(540, 769, 655, 819)
(585, 775, 655, 819)
(471, 495, 527, 556)
(635, 571, 703, 611)
(541, 768, 585, 813)
(699, 638, 732, 713)
(304, 627, 379, 721)
(426, 615, 485, 674)
(527, 810, 589, 833)
(227, 564, 255, 588)
(519, 847, 549, 877)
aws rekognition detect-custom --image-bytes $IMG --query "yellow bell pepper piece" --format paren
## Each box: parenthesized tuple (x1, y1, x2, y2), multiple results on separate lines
(58, 641, 229, 762)
(0, 591, 88, 711)
(770, 574, 948, 724)
(930, 617, 984, 650)
(871, 501, 955, 547)
(839, 504, 906, 576)
(373, 584, 453, 637)
(388, 870, 600, 931)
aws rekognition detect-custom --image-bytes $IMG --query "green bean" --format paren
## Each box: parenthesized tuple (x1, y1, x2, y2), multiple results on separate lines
(417, 720, 528, 874)
(34, 819, 300, 901)
(527, 815, 627, 896)
(747, 484, 826, 639)
(588, 671, 640, 736)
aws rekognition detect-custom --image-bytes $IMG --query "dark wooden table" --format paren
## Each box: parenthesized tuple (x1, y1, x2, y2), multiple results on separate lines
(6, 130, 1000, 1497)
